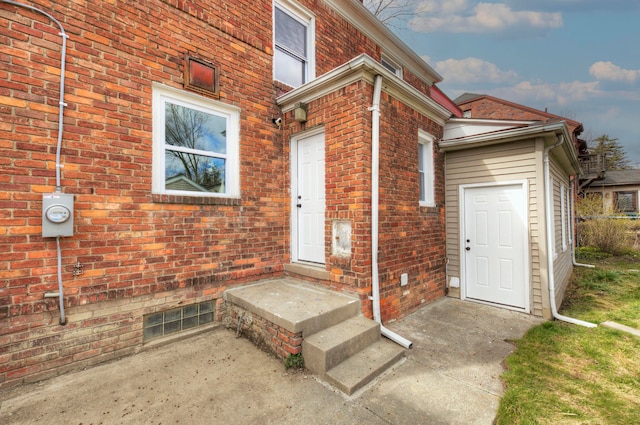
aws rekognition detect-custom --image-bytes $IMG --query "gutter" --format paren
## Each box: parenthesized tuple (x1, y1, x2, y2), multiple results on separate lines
(543, 136, 596, 328)
(369, 74, 413, 349)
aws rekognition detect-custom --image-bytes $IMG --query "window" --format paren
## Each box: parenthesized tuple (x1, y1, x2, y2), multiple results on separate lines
(273, 1, 315, 87)
(152, 83, 240, 198)
(418, 130, 435, 207)
(615, 191, 638, 213)
(143, 301, 215, 341)
(381, 54, 402, 78)
(560, 184, 567, 251)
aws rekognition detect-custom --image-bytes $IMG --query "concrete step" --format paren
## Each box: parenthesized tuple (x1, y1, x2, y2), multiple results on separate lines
(325, 339, 405, 395)
(302, 316, 381, 375)
(225, 278, 361, 336)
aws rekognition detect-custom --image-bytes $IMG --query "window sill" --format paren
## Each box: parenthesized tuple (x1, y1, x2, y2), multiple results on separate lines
(152, 194, 241, 206)
(420, 204, 439, 215)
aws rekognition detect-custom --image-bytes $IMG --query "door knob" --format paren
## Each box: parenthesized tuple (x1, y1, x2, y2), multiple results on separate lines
(297, 203, 302, 208)
(465, 247, 471, 251)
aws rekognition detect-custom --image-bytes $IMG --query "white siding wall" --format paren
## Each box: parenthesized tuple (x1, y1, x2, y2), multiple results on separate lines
(444, 140, 545, 315)
(550, 157, 574, 310)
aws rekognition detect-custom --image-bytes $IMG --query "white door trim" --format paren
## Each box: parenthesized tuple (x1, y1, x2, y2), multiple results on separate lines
(459, 180, 530, 313)
(290, 126, 325, 264)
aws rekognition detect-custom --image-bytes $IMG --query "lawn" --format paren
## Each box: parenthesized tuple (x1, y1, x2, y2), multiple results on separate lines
(495, 252, 640, 425)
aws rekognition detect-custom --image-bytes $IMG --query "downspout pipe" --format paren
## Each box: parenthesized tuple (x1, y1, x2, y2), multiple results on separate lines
(569, 177, 595, 269)
(369, 74, 413, 349)
(544, 136, 596, 328)
(4, 0, 69, 325)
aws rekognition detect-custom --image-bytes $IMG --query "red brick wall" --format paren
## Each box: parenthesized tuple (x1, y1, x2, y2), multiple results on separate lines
(282, 83, 446, 322)
(460, 97, 582, 140)
(0, 0, 445, 388)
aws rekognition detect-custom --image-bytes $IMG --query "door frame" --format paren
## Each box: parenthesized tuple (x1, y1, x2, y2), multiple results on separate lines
(458, 180, 530, 313)
(290, 126, 326, 264)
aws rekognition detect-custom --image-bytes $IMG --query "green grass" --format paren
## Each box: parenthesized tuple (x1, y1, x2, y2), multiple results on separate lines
(495, 255, 640, 425)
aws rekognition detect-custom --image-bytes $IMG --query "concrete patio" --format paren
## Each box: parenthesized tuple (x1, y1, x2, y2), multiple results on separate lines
(0, 297, 542, 425)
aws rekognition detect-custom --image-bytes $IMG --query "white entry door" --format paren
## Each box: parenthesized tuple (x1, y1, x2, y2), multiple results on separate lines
(296, 132, 325, 264)
(463, 183, 527, 309)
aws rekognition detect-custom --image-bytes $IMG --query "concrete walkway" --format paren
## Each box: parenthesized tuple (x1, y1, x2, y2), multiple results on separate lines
(0, 298, 542, 425)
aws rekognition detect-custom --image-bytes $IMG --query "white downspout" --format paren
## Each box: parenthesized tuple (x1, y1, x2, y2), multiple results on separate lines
(369, 75, 413, 349)
(569, 177, 595, 269)
(544, 136, 596, 328)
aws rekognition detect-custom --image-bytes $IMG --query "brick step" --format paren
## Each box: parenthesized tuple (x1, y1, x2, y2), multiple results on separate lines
(302, 316, 381, 375)
(325, 339, 405, 395)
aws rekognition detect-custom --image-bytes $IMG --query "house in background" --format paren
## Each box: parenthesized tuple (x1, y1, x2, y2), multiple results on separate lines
(441, 95, 588, 321)
(1, 0, 454, 389)
(584, 169, 640, 215)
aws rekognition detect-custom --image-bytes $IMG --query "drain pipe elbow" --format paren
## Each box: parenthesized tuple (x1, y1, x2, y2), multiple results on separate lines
(544, 137, 596, 328)
(370, 74, 413, 349)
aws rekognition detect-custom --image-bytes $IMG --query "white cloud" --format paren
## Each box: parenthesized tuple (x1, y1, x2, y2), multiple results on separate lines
(411, 0, 563, 33)
(492, 80, 601, 106)
(589, 61, 640, 83)
(432, 57, 519, 84)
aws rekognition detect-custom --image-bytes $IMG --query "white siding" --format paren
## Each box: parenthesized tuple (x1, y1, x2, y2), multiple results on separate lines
(550, 158, 573, 309)
(445, 140, 544, 315)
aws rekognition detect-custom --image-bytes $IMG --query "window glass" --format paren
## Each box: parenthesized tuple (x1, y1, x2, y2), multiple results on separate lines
(274, 48, 305, 88)
(273, 3, 313, 87)
(615, 192, 636, 212)
(418, 143, 425, 201)
(152, 84, 239, 198)
(275, 8, 306, 57)
(418, 131, 435, 206)
(163, 102, 227, 194)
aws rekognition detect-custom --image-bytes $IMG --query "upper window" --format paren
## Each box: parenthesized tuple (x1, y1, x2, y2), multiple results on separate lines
(418, 130, 435, 207)
(381, 54, 402, 78)
(152, 84, 240, 198)
(274, 1, 315, 87)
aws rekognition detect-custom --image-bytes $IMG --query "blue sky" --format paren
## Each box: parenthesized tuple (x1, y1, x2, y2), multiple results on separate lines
(381, 0, 640, 167)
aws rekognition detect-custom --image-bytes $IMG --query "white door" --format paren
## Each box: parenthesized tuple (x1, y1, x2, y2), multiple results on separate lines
(296, 132, 325, 264)
(463, 184, 527, 309)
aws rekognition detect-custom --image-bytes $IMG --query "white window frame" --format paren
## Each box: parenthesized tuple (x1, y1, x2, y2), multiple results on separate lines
(560, 183, 567, 252)
(381, 53, 403, 78)
(273, 0, 315, 87)
(418, 130, 435, 207)
(550, 175, 557, 259)
(151, 83, 240, 198)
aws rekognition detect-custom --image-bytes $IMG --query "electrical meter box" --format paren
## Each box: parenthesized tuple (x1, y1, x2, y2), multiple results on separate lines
(42, 193, 74, 237)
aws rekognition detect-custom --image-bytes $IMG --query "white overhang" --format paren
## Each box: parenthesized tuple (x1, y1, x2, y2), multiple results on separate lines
(276, 54, 452, 125)
(441, 118, 581, 175)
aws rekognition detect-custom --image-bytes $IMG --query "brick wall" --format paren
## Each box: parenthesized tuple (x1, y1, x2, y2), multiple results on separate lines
(0, 0, 446, 388)
(282, 82, 446, 323)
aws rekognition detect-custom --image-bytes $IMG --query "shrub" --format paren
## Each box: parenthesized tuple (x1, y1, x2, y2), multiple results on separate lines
(576, 195, 635, 255)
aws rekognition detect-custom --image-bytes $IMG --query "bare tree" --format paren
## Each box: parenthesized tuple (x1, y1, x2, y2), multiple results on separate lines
(363, 0, 419, 28)
(165, 103, 223, 190)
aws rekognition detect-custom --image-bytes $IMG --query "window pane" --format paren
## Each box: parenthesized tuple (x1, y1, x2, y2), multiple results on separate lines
(616, 192, 634, 212)
(274, 48, 305, 87)
(165, 102, 227, 154)
(275, 7, 306, 57)
(165, 151, 226, 193)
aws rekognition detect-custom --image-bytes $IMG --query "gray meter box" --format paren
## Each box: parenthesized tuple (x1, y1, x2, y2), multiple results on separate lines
(42, 193, 74, 237)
